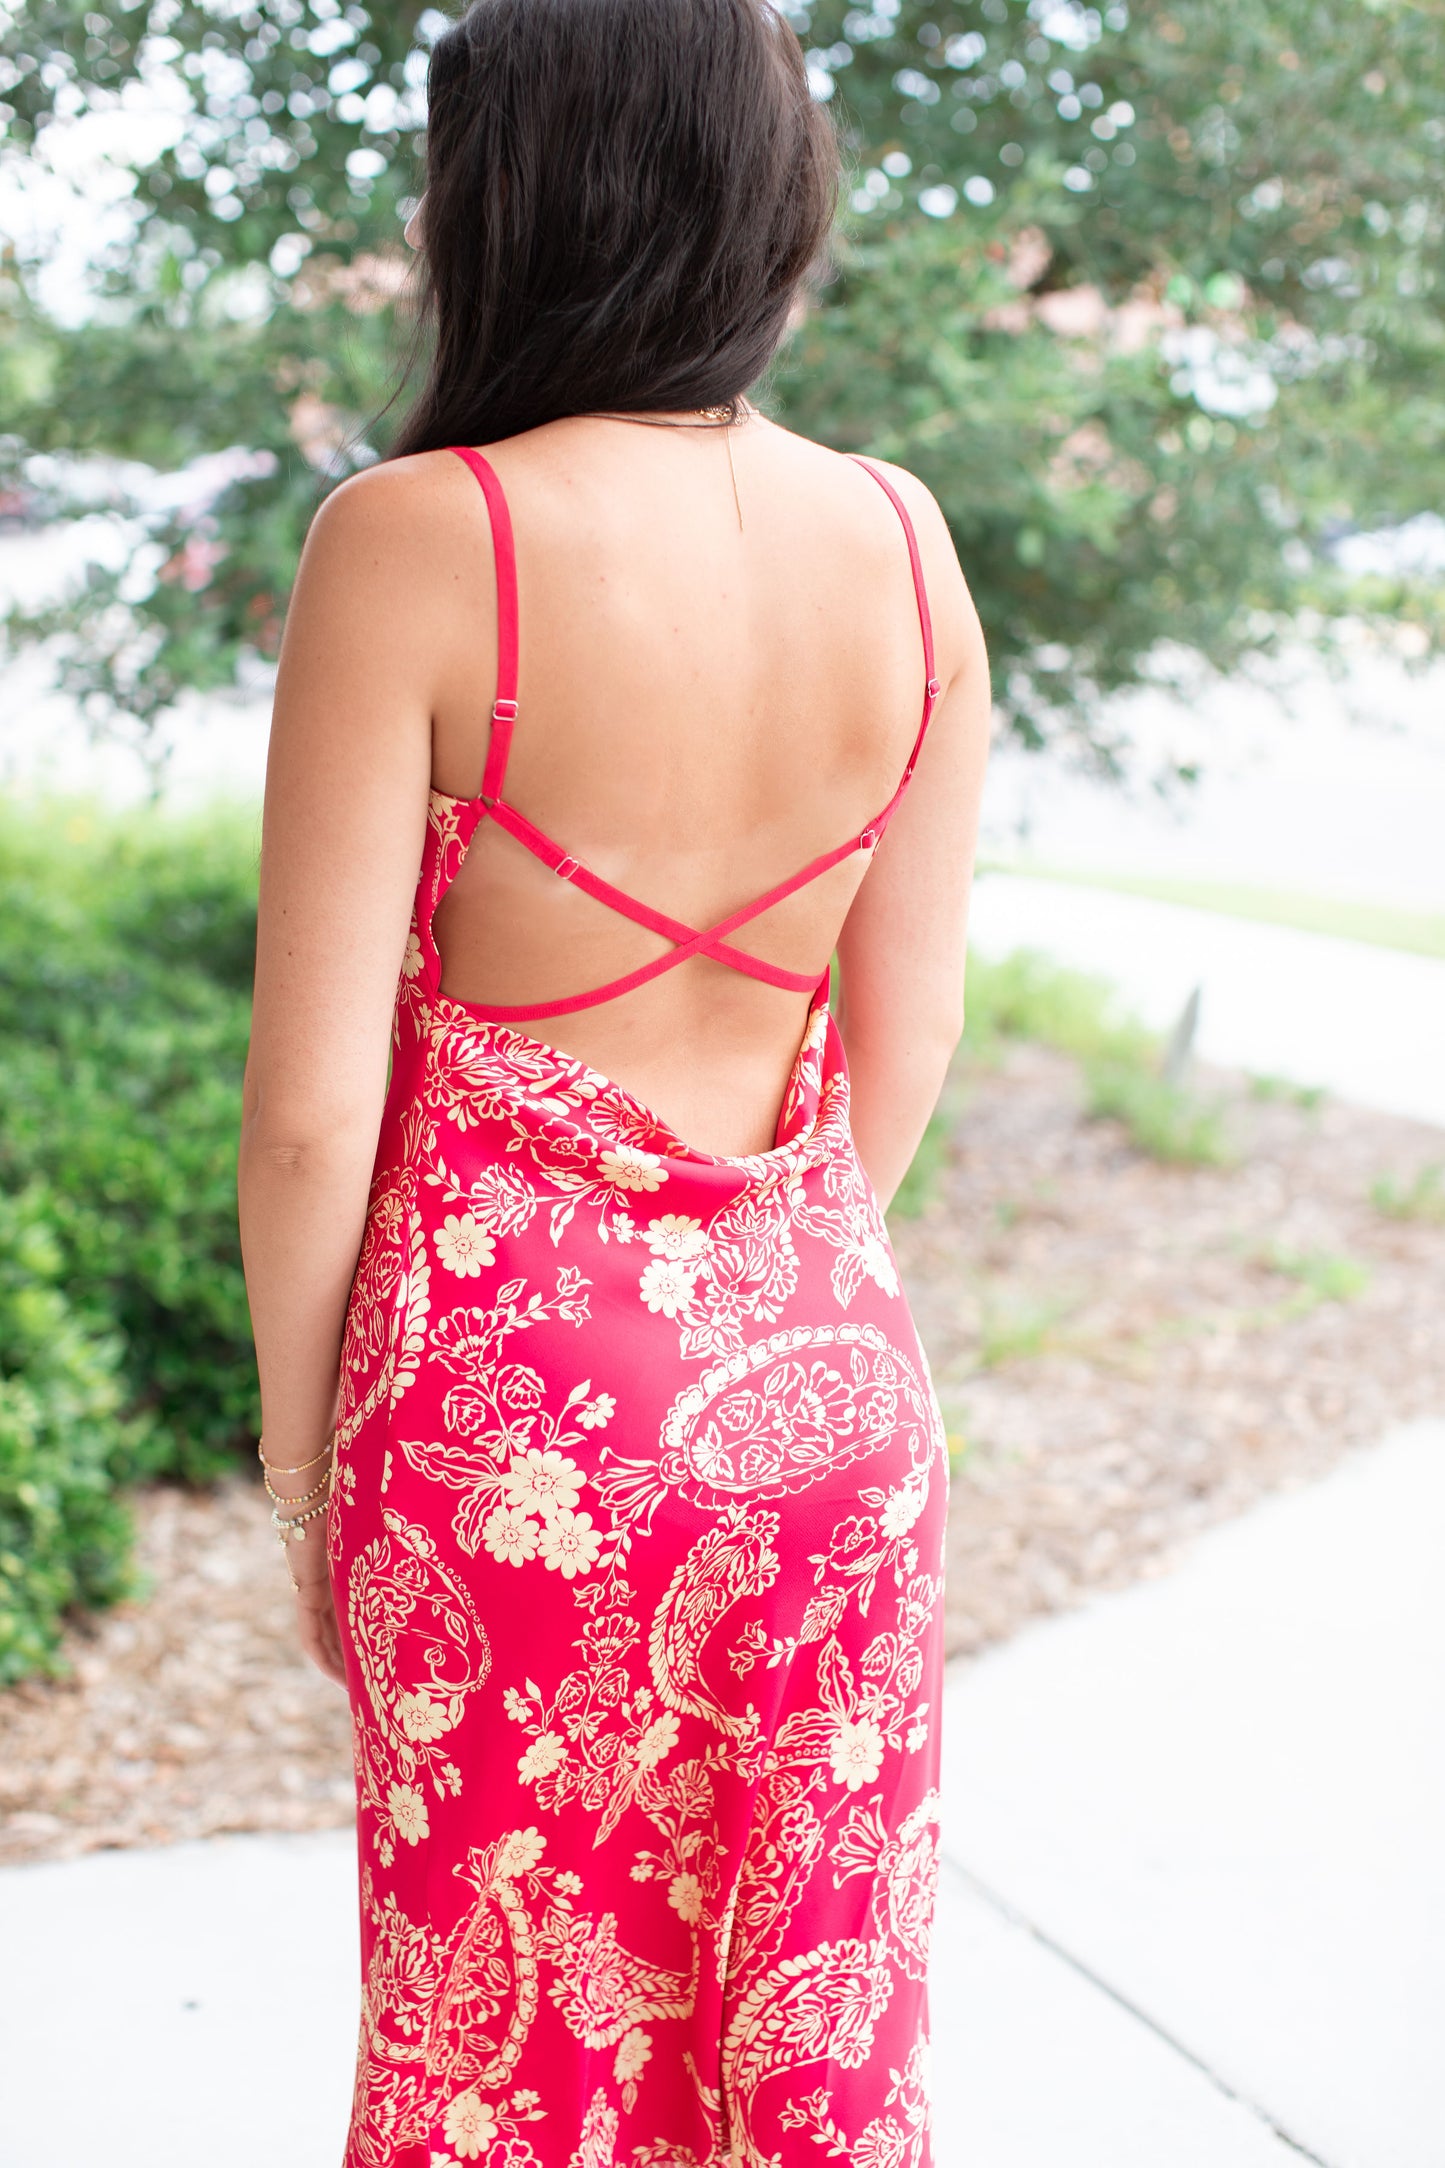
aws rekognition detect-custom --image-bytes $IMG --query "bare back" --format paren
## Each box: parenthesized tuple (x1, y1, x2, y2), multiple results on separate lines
(257, 410, 988, 1187)
(425, 414, 943, 1154)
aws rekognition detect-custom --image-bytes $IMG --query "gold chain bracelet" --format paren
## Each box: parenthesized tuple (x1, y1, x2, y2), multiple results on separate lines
(257, 1436, 333, 1478)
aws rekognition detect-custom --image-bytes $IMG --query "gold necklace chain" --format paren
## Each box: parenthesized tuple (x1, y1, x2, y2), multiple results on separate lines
(571, 400, 751, 530)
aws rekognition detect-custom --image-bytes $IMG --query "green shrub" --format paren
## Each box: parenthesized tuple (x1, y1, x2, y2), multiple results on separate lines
(0, 1182, 154, 1680)
(0, 794, 261, 1484)
(963, 947, 1157, 1069)
(1083, 1060, 1233, 1167)
(891, 948, 1234, 1213)
(976, 1289, 1077, 1369)
(1249, 1071, 1326, 1110)
(1369, 1162, 1445, 1223)
(0, 792, 265, 1672)
(967, 950, 1232, 1167)
(1262, 1245, 1371, 1307)
(887, 1108, 952, 1218)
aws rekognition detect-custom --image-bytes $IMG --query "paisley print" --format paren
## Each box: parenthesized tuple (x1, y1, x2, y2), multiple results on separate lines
(330, 896, 948, 2166)
(327, 443, 949, 2167)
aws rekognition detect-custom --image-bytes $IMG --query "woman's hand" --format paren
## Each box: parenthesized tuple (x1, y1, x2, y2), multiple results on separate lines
(283, 1523, 349, 1689)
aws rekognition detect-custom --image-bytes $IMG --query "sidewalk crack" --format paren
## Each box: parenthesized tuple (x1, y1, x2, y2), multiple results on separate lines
(938, 1855, 1336, 2167)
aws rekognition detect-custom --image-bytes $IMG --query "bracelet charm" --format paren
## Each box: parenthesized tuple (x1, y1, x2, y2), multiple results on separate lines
(271, 1495, 330, 1543)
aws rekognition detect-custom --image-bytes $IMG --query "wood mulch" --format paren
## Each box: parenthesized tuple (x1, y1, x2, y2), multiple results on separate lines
(0, 1482, 354, 1866)
(3, 1046, 1442, 1866)
(895, 1044, 1445, 1655)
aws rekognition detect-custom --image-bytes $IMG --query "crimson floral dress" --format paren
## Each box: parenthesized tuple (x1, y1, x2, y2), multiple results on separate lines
(327, 447, 949, 2168)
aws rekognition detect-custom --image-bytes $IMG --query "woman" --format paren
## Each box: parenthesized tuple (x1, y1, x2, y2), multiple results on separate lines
(238, 0, 990, 2160)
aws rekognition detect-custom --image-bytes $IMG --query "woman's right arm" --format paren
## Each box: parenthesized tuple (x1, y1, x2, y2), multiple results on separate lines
(834, 463, 992, 1213)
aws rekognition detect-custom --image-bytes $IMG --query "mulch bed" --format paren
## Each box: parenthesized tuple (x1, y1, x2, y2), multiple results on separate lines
(3, 1046, 1442, 1865)
(896, 1044, 1445, 1655)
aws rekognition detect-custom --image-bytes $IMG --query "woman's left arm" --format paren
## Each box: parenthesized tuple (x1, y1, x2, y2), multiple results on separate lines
(237, 459, 443, 1684)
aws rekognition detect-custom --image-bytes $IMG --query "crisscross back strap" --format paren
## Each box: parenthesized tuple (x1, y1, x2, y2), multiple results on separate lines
(450, 445, 519, 801)
(434, 439, 943, 1024)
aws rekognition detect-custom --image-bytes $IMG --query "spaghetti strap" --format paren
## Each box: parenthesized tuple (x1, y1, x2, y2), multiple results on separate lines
(847, 455, 937, 695)
(435, 441, 942, 1022)
(449, 445, 520, 803)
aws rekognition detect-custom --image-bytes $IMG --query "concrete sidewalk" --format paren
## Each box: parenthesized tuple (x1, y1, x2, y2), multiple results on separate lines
(934, 1416, 1445, 2168)
(1, 1421, 1441, 2166)
(968, 872, 1445, 1129)
(0, 1827, 359, 2165)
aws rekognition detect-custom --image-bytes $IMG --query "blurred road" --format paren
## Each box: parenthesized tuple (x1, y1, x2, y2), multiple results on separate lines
(979, 637, 1445, 918)
(968, 870, 1445, 1128)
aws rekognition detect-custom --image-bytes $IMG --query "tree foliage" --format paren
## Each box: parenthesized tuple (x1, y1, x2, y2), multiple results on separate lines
(1, 0, 1442, 779)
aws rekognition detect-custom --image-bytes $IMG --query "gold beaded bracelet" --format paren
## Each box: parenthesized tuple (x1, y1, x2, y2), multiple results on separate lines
(261, 1468, 333, 1510)
(257, 1436, 333, 1478)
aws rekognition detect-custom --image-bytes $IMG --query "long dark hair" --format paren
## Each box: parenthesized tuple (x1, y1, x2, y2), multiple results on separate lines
(387, 0, 840, 455)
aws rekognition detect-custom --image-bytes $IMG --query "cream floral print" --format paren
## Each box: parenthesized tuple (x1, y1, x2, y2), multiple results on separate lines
(613, 2026, 652, 2112)
(328, 782, 949, 2167)
(434, 1212, 497, 1276)
(386, 1781, 431, 1845)
(395, 1691, 452, 1743)
(483, 1504, 540, 1566)
(518, 1732, 567, 1785)
(638, 1256, 699, 1317)
(828, 1716, 886, 1792)
(444, 2090, 498, 2157)
(598, 1144, 667, 1193)
(537, 1510, 603, 1578)
(505, 1447, 585, 1518)
(667, 1873, 704, 1924)
(642, 1215, 709, 1260)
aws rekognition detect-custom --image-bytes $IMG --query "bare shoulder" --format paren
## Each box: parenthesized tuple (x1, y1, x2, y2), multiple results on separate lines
(304, 448, 488, 566)
(285, 448, 500, 679)
(853, 452, 987, 672)
(854, 454, 964, 590)
(852, 452, 945, 531)
(756, 422, 987, 691)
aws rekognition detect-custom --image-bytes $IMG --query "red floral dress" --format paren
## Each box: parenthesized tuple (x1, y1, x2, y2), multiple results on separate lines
(328, 448, 949, 2168)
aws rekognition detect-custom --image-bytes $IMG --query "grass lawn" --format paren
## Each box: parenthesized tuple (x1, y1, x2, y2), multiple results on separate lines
(983, 861, 1445, 961)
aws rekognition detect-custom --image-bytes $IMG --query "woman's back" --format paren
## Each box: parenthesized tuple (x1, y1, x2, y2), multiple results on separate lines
(313, 409, 971, 1158)
(241, 6, 995, 2157)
